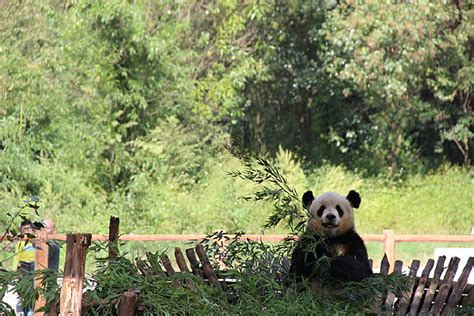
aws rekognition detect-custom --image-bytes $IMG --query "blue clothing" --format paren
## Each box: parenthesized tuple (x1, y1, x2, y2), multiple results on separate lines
(46, 240, 60, 271)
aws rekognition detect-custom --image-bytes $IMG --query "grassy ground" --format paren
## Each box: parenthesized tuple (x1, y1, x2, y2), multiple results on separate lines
(1, 165, 472, 277)
(3, 161, 472, 237)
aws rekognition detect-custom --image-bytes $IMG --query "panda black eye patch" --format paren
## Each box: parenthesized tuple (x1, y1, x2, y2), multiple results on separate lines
(317, 205, 326, 217)
(336, 205, 344, 217)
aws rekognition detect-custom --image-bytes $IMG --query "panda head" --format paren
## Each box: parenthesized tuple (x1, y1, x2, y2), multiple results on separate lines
(302, 190, 361, 238)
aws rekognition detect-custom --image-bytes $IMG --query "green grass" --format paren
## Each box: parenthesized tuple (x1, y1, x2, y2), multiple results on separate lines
(2, 163, 472, 277)
(3, 158, 472, 237)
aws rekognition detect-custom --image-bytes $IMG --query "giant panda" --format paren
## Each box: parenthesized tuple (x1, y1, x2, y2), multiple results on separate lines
(289, 190, 373, 282)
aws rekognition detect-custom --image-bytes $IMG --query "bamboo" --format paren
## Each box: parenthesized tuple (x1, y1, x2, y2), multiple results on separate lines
(42, 233, 388, 242)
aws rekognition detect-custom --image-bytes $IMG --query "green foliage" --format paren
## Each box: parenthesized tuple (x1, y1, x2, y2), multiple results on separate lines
(0, 233, 408, 315)
(0, 1, 472, 313)
(0, 0, 472, 257)
(228, 146, 306, 234)
(0, 268, 60, 314)
(319, 2, 473, 174)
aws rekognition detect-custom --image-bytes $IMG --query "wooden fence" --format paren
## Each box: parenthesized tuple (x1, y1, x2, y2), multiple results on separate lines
(43, 229, 474, 269)
(2, 219, 473, 315)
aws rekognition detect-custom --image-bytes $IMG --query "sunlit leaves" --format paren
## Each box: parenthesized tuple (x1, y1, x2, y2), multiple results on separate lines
(320, 2, 472, 173)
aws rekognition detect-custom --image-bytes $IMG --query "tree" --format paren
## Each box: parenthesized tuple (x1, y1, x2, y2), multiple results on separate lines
(320, 2, 473, 174)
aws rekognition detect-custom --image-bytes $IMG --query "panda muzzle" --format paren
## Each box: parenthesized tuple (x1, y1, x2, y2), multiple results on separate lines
(322, 223, 338, 229)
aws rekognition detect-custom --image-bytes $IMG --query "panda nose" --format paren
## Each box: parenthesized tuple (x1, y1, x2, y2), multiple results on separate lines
(326, 214, 336, 221)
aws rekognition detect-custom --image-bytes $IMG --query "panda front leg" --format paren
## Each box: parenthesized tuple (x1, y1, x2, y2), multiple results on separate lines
(329, 255, 373, 282)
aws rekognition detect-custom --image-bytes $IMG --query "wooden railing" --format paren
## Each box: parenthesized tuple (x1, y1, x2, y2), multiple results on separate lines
(43, 229, 474, 269)
(4, 229, 474, 269)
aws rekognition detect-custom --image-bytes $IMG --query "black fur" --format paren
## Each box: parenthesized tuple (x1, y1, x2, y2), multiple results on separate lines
(302, 191, 314, 209)
(289, 190, 371, 283)
(289, 230, 372, 282)
(347, 190, 361, 208)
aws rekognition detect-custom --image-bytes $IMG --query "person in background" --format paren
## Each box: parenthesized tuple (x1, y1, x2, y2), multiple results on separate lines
(41, 219, 60, 271)
(12, 220, 35, 316)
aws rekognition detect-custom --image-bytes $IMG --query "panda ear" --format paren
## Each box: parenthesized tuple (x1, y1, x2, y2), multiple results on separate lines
(347, 190, 361, 209)
(302, 191, 315, 209)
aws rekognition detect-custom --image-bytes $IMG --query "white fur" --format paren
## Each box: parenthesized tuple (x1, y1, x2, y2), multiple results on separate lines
(307, 192, 355, 237)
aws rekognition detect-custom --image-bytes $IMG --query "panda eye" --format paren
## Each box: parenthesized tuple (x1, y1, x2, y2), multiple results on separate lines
(336, 205, 344, 217)
(317, 205, 326, 217)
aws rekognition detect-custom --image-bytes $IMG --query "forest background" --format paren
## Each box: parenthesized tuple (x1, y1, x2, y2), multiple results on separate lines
(0, 0, 472, 253)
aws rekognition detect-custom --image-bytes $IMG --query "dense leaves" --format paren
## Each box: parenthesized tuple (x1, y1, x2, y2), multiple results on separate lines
(0, 1, 472, 235)
(320, 2, 473, 175)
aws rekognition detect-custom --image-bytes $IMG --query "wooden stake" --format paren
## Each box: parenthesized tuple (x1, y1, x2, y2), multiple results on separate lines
(119, 289, 139, 316)
(431, 256, 460, 314)
(185, 248, 202, 277)
(380, 253, 390, 275)
(175, 247, 195, 289)
(385, 260, 403, 308)
(108, 216, 120, 260)
(398, 259, 420, 315)
(419, 256, 446, 314)
(59, 234, 91, 316)
(175, 248, 190, 273)
(409, 258, 434, 315)
(443, 257, 474, 315)
(161, 254, 181, 287)
(195, 244, 221, 290)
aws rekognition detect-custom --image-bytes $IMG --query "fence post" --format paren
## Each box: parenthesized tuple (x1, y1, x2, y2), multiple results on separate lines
(383, 229, 396, 272)
(59, 234, 92, 316)
(108, 216, 120, 260)
(34, 229, 49, 315)
(119, 289, 139, 316)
